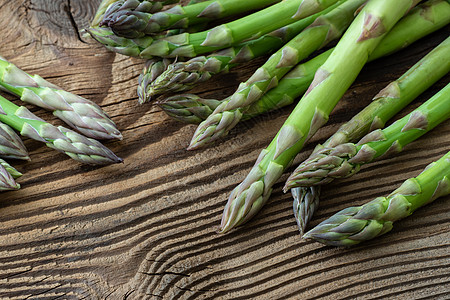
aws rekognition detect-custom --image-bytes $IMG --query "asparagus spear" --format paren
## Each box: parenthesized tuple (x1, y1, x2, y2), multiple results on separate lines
(293, 186, 320, 234)
(0, 162, 19, 191)
(219, 0, 420, 233)
(0, 96, 122, 165)
(137, 58, 173, 103)
(154, 0, 450, 126)
(91, 0, 122, 27)
(104, 0, 281, 38)
(139, 0, 342, 58)
(285, 83, 450, 190)
(304, 149, 450, 246)
(0, 158, 22, 179)
(0, 121, 29, 160)
(189, 0, 365, 150)
(86, 26, 155, 56)
(139, 3, 340, 101)
(156, 94, 221, 124)
(0, 57, 122, 140)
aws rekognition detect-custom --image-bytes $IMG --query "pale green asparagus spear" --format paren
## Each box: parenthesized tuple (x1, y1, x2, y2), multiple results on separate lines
(0, 121, 29, 160)
(0, 161, 19, 191)
(0, 57, 122, 140)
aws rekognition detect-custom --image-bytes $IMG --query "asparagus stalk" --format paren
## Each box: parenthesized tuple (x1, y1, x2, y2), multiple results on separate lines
(156, 94, 222, 124)
(304, 149, 450, 246)
(0, 57, 122, 140)
(86, 26, 155, 56)
(0, 162, 19, 191)
(285, 83, 450, 189)
(0, 158, 22, 179)
(219, 0, 420, 233)
(139, 0, 343, 58)
(0, 121, 29, 160)
(293, 186, 320, 234)
(139, 3, 341, 101)
(137, 58, 173, 103)
(91, 0, 122, 27)
(104, 0, 281, 38)
(0, 96, 122, 165)
(189, 0, 365, 150)
(154, 0, 450, 126)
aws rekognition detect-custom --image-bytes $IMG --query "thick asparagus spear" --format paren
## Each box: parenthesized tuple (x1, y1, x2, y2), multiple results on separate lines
(291, 33, 450, 233)
(104, 0, 281, 38)
(138, 3, 340, 101)
(0, 96, 122, 165)
(0, 122, 29, 160)
(189, 0, 365, 150)
(0, 161, 19, 191)
(139, 0, 342, 58)
(304, 149, 450, 246)
(285, 83, 450, 190)
(0, 57, 122, 140)
(219, 0, 420, 233)
(155, 0, 450, 125)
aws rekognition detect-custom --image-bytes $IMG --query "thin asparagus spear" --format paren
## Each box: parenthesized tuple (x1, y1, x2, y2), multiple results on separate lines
(0, 57, 122, 140)
(0, 96, 122, 165)
(303, 149, 450, 246)
(86, 26, 155, 56)
(0, 162, 19, 191)
(104, 0, 281, 38)
(139, 3, 341, 100)
(137, 58, 173, 104)
(293, 186, 320, 234)
(156, 94, 221, 124)
(189, 0, 365, 150)
(139, 0, 342, 58)
(155, 0, 450, 126)
(219, 0, 420, 233)
(285, 83, 450, 189)
(0, 121, 29, 160)
(0, 158, 22, 179)
(291, 33, 450, 233)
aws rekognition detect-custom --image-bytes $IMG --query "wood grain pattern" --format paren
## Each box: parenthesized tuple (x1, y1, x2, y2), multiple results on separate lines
(0, 1, 449, 299)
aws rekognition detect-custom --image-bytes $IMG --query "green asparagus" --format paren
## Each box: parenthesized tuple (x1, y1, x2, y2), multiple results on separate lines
(137, 58, 173, 103)
(0, 121, 29, 160)
(156, 94, 222, 124)
(293, 186, 320, 234)
(105, 0, 281, 38)
(139, 3, 340, 100)
(0, 158, 22, 179)
(0, 96, 122, 165)
(291, 32, 450, 233)
(0, 57, 122, 140)
(189, 0, 365, 150)
(303, 149, 450, 246)
(285, 83, 450, 190)
(139, 0, 342, 58)
(0, 162, 19, 191)
(219, 0, 420, 233)
(91, 0, 122, 27)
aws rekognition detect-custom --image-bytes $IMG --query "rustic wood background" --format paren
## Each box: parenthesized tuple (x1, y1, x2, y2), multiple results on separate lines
(0, 1, 448, 299)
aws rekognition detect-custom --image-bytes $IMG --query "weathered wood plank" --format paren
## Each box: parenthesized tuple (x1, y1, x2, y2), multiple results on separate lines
(0, 0, 448, 299)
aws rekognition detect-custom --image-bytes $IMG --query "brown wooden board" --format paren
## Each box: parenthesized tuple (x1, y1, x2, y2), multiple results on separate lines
(0, 1, 449, 299)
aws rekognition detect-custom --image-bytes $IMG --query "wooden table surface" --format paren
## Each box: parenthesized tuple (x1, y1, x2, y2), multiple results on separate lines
(0, 1, 449, 299)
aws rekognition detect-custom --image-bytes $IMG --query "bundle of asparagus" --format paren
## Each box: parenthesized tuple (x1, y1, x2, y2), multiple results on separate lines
(88, 0, 450, 246)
